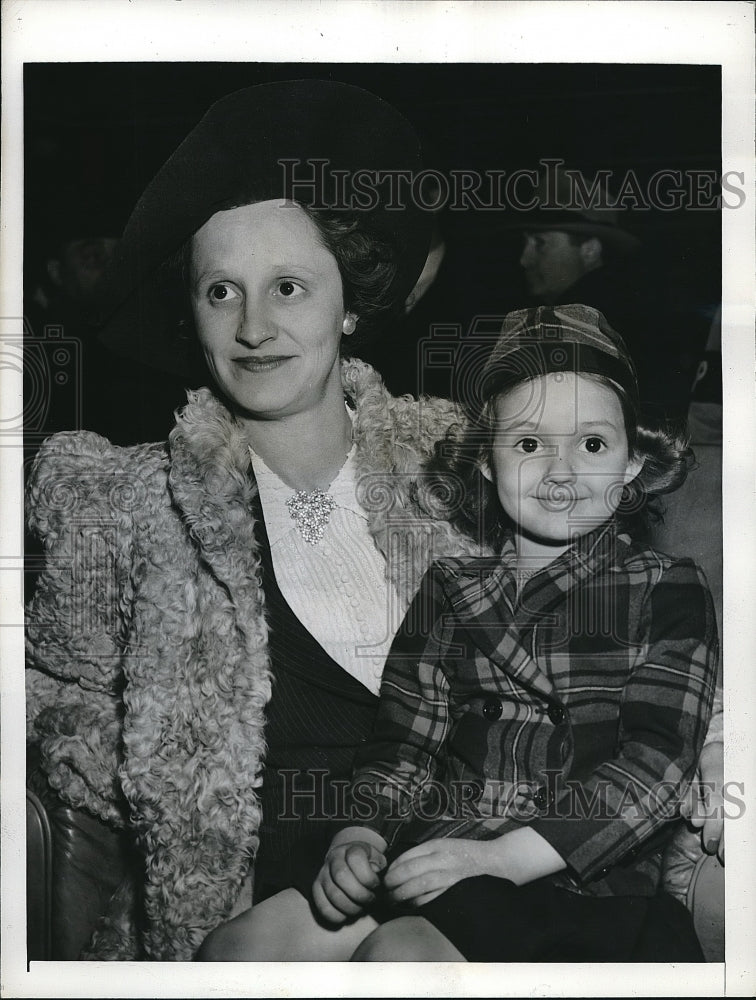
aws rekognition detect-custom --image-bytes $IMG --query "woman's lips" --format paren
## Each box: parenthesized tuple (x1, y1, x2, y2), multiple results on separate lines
(232, 355, 292, 372)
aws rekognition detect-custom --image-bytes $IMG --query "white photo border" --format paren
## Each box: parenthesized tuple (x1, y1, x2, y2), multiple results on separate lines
(2, 2, 754, 997)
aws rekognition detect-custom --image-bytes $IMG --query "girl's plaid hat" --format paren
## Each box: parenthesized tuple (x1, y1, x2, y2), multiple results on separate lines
(476, 303, 639, 408)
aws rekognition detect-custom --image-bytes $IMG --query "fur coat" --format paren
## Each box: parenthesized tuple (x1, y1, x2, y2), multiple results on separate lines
(25, 358, 482, 960)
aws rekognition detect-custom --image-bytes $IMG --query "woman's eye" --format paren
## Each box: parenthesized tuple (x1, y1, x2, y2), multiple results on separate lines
(208, 283, 239, 302)
(583, 436, 606, 454)
(515, 437, 540, 454)
(275, 280, 303, 298)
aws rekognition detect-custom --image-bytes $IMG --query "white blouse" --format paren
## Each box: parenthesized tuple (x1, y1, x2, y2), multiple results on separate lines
(248, 445, 399, 697)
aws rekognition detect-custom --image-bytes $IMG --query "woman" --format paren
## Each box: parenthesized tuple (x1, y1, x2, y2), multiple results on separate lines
(25, 79, 723, 962)
(25, 79, 483, 961)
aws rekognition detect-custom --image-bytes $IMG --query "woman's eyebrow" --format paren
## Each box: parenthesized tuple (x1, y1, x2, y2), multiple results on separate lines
(272, 263, 322, 277)
(198, 261, 323, 277)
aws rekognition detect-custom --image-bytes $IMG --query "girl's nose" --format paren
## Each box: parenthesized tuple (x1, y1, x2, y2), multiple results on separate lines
(543, 449, 577, 482)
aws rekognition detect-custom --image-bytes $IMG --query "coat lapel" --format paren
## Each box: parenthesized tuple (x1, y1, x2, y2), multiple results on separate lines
(443, 523, 623, 701)
(120, 388, 273, 958)
(167, 387, 264, 610)
(345, 357, 485, 611)
(444, 554, 558, 701)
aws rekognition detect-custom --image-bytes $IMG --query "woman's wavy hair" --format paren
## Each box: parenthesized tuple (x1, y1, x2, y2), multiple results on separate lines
(166, 203, 401, 354)
(422, 372, 694, 551)
(301, 206, 402, 348)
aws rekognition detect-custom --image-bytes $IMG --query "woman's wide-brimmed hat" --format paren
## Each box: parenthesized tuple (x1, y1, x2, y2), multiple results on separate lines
(96, 79, 434, 378)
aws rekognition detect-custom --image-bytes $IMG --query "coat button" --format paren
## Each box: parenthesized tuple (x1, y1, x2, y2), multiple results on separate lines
(482, 697, 503, 720)
(532, 785, 549, 810)
(548, 703, 565, 725)
(463, 781, 484, 802)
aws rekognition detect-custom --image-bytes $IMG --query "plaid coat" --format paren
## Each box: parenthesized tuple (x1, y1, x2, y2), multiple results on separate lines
(350, 521, 718, 897)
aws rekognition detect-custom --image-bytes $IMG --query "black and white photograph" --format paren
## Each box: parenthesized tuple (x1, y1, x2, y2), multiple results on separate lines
(1, 2, 754, 997)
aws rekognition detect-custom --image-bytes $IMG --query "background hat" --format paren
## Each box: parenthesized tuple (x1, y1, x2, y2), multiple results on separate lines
(96, 80, 433, 378)
(506, 169, 641, 255)
(477, 303, 639, 407)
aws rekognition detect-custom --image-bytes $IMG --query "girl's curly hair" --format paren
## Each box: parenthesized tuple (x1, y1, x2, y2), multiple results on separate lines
(421, 373, 695, 551)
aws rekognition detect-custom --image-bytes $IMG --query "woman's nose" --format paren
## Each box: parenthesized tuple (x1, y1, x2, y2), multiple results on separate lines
(235, 301, 275, 347)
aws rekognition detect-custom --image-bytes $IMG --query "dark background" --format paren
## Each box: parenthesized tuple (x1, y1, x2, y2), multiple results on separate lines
(24, 62, 722, 441)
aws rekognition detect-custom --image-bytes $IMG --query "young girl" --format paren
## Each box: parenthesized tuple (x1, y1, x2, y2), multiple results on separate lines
(311, 304, 719, 962)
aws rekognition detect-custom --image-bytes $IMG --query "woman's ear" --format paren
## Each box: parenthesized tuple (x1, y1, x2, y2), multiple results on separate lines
(342, 313, 357, 336)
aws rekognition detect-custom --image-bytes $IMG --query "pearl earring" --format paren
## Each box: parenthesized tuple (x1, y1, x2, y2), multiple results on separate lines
(342, 314, 357, 336)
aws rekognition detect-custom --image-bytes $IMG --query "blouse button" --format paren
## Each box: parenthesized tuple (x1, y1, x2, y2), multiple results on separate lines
(482, 697, 503, 720)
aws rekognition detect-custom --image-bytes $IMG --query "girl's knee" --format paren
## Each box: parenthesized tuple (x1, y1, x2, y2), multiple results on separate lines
(351, 916, 465, 962)
(196, 915, 251, 961)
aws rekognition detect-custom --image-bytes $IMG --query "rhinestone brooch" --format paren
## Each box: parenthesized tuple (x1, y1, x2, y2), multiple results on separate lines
(286, 489, 337, 544)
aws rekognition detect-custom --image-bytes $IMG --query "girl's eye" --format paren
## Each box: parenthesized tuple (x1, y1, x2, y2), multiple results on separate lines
(583, 436, 606, 454)
(275, 280, 303, 298)
(208, 283, 239, 303)
(515, 437, 540, 454)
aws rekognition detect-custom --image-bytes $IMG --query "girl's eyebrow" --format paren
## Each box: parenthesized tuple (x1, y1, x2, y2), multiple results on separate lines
(496, 418, 621, 433)
(497, 420, 540, 431)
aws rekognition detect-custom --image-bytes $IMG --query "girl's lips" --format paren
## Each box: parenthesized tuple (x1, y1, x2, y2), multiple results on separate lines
(535, 495, 584, 501)
(233, 356, 292, 371)
(534, 494, 585, 510)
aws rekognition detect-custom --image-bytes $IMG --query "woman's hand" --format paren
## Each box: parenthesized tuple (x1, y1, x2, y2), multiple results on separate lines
(680, 741, 725, 863)
(312, 827, 388, 925)
(383, 838, 492, 907)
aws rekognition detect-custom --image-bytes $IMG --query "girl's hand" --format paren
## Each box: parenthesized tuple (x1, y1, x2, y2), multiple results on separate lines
(312, 827, 388, 925)
(680, 741, 725, 863)
(384, 828, 566, 907)
(383, 838, 491, 907)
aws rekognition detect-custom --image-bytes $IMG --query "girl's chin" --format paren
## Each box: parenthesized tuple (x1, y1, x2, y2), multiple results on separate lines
(519, 519, 609, 548)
